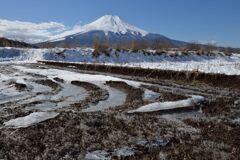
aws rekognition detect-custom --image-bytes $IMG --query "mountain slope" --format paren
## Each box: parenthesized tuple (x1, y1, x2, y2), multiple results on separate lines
(39, 15, 187, 48)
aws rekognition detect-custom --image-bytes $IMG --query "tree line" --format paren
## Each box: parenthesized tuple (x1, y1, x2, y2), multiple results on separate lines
(0, 37, 35, 48)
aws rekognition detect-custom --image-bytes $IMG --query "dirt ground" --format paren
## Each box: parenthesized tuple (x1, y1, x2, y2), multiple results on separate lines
(0, 63, 239, 160)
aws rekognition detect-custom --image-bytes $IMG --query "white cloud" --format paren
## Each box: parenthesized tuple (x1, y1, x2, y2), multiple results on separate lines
(49, 25, 83, 40)
(0, 19, 67, 44)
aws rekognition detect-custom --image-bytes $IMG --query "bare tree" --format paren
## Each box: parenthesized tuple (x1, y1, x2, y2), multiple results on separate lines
(131, 40, 148, 52)
(152, 39, 173, 51)
(63, 43, 70, 48)
(205, 42, 216, 53)
(184, 41, 202, 52)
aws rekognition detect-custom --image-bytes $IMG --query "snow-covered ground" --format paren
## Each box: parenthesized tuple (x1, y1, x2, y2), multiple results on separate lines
(0, 47, 240, 75)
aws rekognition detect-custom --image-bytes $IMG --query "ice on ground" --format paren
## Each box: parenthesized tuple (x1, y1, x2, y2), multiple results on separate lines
(22, 83, 88, 111)
(136, 138, 169, 147)
(50, 83, 88, 109)
(85, 147, 135, 160)
(51, 83, 87, 102)
(128, 95, 205, 113)
(113, 147, 135, 158)
(13, 65, 142, 88)
(85, 150, 110, 160)
(0, 94, 31, 104)
(28, 81, 52, 93)
(13, 65, 134, 112)
(0, 90, 27, 105)
(0, 68, 38, 104)
(143, 89, 160, 102)
(232, 118, 240, 124)
(82, 85, 126, 112)
(4, 112, 59, 128)
(20, 94, 53, 106)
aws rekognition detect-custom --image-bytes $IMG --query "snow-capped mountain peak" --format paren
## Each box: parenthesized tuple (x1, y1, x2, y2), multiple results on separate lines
(82, 15, 148, 36)
(45, 15, 186, 48)
(50, 15, 148, 40)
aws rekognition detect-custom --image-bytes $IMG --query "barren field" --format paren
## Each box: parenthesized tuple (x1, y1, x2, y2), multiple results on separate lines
(0, 62, 240, 160)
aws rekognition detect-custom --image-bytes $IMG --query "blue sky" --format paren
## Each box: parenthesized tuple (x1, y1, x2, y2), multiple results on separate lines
(0, 0, 239, 47)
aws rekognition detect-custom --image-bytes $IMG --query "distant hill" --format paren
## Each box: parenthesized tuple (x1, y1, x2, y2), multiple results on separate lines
(0, 37, 36, 48)
(38, 15, 187, 48)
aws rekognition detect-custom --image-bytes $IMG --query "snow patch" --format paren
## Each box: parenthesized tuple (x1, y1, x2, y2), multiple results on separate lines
(128, 95, 205, 113)
(232, 118, 240, 124)
(4, 112, 59, 128)
(85, 150, 110, 160)
(113, 147, 135, 158)
(143, 89, 160, 102)
(85, 147, 135, 160)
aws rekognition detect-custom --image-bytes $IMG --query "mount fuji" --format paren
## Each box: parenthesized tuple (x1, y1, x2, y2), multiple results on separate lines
(39, 15, 187, 47)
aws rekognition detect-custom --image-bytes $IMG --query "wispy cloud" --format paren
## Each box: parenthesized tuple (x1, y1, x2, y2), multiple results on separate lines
(0, 19, 66, 43)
